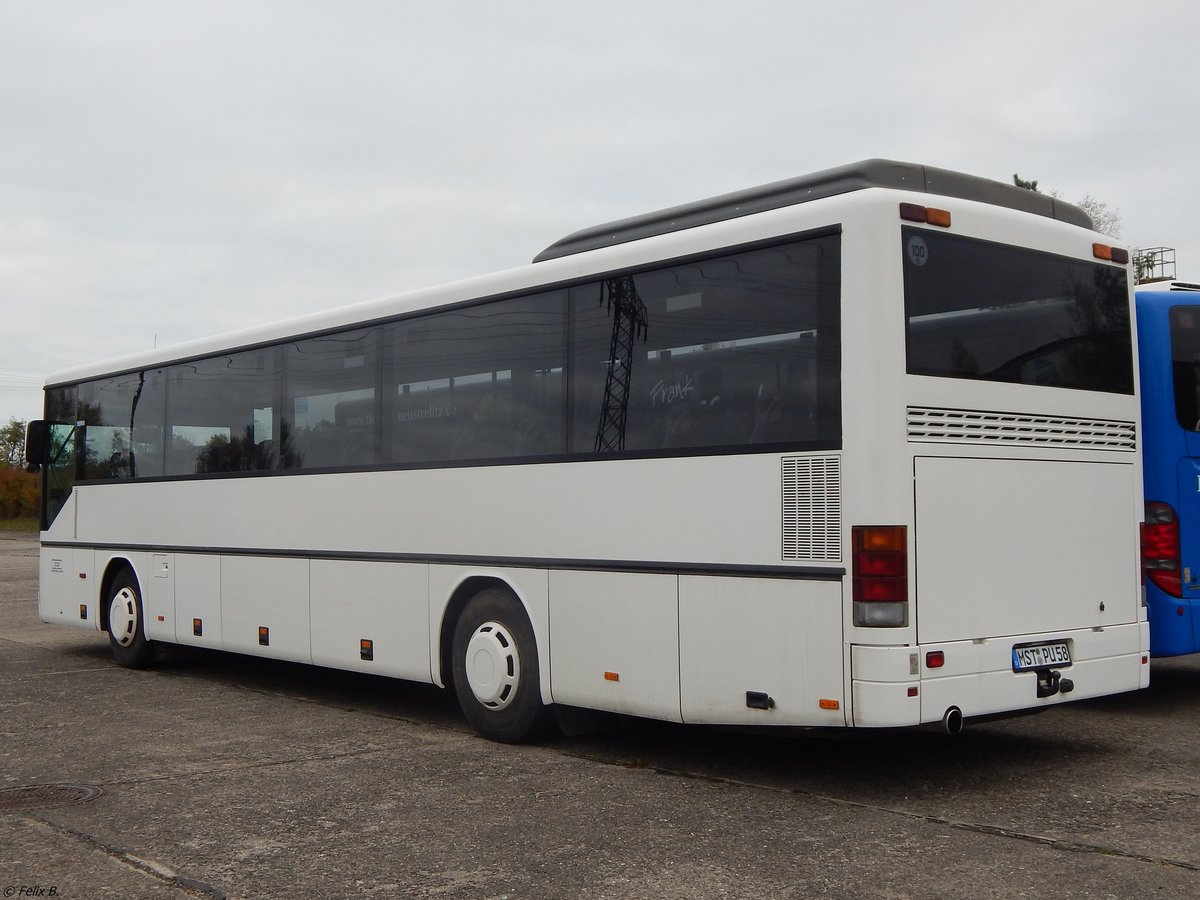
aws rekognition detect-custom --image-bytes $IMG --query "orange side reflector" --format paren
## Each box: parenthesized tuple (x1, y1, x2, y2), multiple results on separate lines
(604, 671, 620, 682)
(819, 698, 840, 710)
(157, 615, 165, 622)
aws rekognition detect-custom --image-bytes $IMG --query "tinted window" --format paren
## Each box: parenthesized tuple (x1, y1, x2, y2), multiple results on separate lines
(284, 327, 381, 469)
(59, 232, 842, 481)
(41, 386, 78, 527)
(1170, 306, 1200, 431)
(166, 350, 278, 475)
(385, 291, 566, 464)
(904, 227, 1133, 394)
(569, 236, 841, 453)
(78, 371, 166, 479)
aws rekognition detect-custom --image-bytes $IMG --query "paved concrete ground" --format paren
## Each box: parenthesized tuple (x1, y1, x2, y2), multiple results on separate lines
(2, 532, 1200, 899)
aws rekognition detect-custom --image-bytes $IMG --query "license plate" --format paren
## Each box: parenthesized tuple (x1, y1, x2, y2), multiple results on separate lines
(1012, 641, 1071, 671)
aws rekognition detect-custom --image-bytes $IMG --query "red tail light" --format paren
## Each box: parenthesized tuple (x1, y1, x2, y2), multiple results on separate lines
(1142, 501, 1182, 598)
(853, 525, 908, 626)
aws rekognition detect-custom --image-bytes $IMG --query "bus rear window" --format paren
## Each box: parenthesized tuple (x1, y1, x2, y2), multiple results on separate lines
(903, 228, 1133, 394)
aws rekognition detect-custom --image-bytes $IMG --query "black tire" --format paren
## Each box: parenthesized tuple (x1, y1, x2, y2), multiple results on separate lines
(451, 587, 552, 743)
(106, 569, 154, 669)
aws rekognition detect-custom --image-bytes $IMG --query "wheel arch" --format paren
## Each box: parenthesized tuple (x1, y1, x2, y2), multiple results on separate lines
(98, 555, 138, 632)
(435, 573, 551, 704)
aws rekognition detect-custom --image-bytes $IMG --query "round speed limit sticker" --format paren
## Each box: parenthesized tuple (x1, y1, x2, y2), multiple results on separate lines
(907, 235, 929, 267)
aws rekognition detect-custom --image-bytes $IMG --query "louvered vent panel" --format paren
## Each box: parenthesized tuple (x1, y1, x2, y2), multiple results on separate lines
(782, 456, 842, 561)
(907, 407, 1136, 451)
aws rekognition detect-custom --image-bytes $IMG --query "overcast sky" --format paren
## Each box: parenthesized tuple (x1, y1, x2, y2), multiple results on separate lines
(3, 1, 1198, 425)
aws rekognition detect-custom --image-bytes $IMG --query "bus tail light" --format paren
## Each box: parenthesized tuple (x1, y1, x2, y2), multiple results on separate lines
(1142, 502, 1182, 597)
(853, 525, 908, 627)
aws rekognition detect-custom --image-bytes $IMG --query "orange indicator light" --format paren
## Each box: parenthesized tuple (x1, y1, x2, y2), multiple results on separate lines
(924, 207, 952, 227)
(604, 671, 620, 682)
(819, 698, 840, 710)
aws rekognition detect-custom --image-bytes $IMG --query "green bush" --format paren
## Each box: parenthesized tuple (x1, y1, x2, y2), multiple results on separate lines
(0, 465, 39, 520)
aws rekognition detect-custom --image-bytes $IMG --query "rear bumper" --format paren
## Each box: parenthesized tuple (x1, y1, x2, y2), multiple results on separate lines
(851, 621, 1150, 728)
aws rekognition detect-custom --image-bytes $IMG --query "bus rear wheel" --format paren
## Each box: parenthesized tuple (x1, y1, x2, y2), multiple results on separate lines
(451, 588, 551, 743)
(106, 569, 154, 669)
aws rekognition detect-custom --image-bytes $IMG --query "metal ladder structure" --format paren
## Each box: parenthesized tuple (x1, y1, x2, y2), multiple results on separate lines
(593, 276, 649, 453)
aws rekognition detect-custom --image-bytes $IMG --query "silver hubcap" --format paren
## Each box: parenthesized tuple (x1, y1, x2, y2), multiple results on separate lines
(109, 588, 138, 647)
(464, 621, 521, 710)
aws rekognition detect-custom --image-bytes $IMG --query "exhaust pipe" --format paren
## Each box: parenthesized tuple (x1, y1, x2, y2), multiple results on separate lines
(942, 706, 964, 736)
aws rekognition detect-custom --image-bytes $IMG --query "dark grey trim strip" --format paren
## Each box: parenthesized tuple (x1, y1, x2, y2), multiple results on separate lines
(533, 159, 1092, 262)
(41, 542, 846, 581)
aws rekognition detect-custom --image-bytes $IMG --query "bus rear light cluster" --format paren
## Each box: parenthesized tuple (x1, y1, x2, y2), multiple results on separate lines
(852, 525, 909, 627)
(899, 203, 951, 227)
(1142, 501, 1182, 597)
(1093, 243, 1130, 264)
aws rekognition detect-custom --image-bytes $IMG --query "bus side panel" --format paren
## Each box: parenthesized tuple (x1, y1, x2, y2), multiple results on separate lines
(175, 554, 222, 647)
(310, 559, 431, 681)
(679, 576, 845, 726)
(548, 571, 681, 722)
(220, 556, 312, 663)
(142, 553, 174, 642)
(1159, 456, 1200, 656)
(39, 546, 97, 630)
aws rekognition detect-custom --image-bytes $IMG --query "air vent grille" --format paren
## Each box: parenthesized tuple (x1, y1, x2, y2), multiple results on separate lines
(782, 456, 842, 561)
(907, 407, 1136, 451)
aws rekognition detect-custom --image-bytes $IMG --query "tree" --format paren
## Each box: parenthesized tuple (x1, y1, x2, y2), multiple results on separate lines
(1012, 174, 1122, 238)
(0, 419, 38, 522)
(1, 418, 25, 468)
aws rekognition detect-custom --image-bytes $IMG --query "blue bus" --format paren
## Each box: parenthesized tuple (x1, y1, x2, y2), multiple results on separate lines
(1137, 281, 1200, 656)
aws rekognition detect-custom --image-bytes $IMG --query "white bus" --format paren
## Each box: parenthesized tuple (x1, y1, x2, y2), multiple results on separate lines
(26, 159, 1149, 741)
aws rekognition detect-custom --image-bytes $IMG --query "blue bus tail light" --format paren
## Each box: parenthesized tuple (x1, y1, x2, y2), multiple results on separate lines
(1142, 501, 1182, 597)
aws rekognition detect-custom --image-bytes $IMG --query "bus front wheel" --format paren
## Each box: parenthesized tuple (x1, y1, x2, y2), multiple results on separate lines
(451, 588, 551, 743)
(106, 569, 154, 669)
